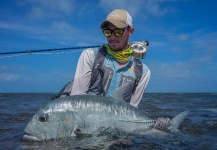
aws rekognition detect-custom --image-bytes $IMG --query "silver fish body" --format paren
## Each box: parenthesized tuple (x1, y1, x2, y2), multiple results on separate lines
(23, 95, 156, 141)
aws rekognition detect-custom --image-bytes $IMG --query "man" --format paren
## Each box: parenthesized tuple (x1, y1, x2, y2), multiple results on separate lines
(70, 9, 150, 107)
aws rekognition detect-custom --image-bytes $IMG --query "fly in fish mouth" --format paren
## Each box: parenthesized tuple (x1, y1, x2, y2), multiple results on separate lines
(23, 134, 41, 142)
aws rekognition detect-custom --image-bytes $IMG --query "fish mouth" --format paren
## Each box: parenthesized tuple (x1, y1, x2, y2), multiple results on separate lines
(23, 134, 41, 142)
(23, 128, 43, 142)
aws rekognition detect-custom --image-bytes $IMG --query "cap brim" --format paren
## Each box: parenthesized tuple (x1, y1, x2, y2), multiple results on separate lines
(100, 19, 128, 29)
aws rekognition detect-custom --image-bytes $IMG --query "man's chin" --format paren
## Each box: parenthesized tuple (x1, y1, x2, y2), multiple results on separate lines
(108, 44, 120, 51)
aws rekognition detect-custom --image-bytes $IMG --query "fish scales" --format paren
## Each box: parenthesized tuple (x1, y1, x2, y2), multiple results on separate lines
(23, 95, 189, 141)
(56, 95, 152, 121)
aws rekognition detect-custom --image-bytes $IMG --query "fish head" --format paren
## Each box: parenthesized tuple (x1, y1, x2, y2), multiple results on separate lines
(23, 105, 76, 141)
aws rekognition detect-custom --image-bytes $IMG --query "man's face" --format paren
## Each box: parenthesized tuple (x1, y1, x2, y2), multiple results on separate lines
(105, 23, 134, 51)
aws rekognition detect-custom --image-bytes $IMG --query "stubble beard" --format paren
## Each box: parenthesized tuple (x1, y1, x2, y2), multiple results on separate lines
(108, 38, 129, 51)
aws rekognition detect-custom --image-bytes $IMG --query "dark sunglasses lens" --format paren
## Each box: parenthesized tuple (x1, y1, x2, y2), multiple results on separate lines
(103, 30, 112, 37)
(114, 29, 124, 37)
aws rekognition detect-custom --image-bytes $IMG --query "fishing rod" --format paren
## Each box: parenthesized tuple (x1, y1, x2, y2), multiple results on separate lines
(0, 45, 101, 55)
(1, 40, 149, 59)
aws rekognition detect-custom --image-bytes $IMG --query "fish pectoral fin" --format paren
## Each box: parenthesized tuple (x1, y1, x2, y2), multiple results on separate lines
(70, 113, 90, 137)
(73, 128, 92, 137)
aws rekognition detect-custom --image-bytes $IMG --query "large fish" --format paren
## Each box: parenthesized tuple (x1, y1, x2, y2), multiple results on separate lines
(23, 93, 189, 141)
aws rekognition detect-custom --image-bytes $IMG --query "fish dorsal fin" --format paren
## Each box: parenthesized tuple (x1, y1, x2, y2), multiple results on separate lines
(112, 82, 134, 101)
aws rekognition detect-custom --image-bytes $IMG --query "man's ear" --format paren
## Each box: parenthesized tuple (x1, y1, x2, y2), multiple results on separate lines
(129, 27, 134, 36)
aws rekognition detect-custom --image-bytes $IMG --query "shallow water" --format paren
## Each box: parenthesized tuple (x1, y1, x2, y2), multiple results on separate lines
(0, 93, 217, 149)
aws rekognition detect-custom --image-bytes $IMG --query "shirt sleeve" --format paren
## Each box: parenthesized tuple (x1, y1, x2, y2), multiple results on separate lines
(130, 69, 151, 107)
(70, 48, 95, 95)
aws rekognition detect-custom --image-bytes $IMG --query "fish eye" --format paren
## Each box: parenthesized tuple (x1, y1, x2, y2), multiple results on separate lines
(39, 114, 48, 122)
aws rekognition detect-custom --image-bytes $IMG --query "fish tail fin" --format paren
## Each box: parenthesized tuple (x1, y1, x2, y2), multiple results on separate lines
(154, 110, 190, 132)
(154, 117, 170, 130)
(168, 110, 190, 133)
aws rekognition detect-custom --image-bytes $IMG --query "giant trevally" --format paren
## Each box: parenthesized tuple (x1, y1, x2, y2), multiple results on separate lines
(23, 94, 189, 141)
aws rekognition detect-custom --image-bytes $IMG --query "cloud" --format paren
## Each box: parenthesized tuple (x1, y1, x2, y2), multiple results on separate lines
(197, 55, 213, 62)
(0, 22, 50, 36)
(149, 61, 193, 80)
(0, 66, 72, 92)
(0, 64, 72, 82)
(144, 0, 175, 17)
(99, 0, 180, 18)
(29, 7, 45, 19)
(0, 65, 26, 81)
(0, 20, 79, 45)
(17, 0, 74, 19)
(191, 31, 217, 52)
(0, 65, 25, 71)
(0, 73, 20, 81)
(51, 21, 77, 35)
(146, 57, 217, 92)
(0, 22, 19, 30)
(51, 71, 72, 79)
(99, 0, 144, 17)
(168, 33, 190, 42)
(142, 26, 217, 92)
(0, 65, 8, 70)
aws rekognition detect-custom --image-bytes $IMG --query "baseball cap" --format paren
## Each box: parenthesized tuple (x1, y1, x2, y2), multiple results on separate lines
(100, 9, 133, 29)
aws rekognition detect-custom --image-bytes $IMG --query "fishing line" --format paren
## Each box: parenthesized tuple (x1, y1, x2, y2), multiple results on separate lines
(0, 45, 100, 59)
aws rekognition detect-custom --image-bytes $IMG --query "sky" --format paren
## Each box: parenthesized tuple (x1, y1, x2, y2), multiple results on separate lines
(0, 0, 217, 93)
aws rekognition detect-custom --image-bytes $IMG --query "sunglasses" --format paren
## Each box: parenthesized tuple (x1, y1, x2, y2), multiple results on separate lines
(102, 27, 129, 37)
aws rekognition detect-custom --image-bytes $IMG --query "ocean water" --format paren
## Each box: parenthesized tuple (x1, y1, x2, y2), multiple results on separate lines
(0, 93, 217, 150)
